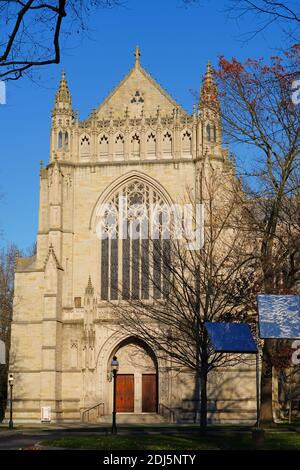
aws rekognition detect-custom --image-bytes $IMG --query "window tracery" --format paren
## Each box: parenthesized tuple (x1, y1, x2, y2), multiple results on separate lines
(99, 179, 171, 301)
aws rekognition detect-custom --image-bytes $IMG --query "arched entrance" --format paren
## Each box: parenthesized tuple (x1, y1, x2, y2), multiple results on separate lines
(108, 337, 158, 413)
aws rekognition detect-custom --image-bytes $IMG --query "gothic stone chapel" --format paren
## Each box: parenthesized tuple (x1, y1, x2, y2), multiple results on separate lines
(9, 48, 256, 423)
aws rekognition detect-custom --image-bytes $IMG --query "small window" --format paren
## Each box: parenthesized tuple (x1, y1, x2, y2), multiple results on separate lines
(182, 131, 192, 155)
(163, 132, 172, 156)
(115, 134, 124, 158)
(131, 90, 144, 104)
(80, 135, 90, 157)
(207, 124, 211, 142)
(131, 133, 140, 158)
(58, 131, 63, 149)
(74, 297, 81, 308)
(147, 133, 156, 157)
(64, 131, 69, 149)
(99, 135, 109, 158)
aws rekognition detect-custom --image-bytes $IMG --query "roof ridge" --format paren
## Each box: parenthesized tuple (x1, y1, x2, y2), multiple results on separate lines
(86, 63, 188, 121)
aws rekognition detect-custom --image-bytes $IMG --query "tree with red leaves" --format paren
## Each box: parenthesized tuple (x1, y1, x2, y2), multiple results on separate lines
(214, 49, 300, 424)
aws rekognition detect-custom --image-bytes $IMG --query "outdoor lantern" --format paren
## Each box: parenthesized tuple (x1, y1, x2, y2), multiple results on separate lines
(111, 355, 119, 435)
(8, 373, 14, 430)
(111, 356, 119, 372)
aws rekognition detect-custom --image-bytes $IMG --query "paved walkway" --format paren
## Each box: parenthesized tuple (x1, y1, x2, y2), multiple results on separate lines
(0, 423, 296, 450)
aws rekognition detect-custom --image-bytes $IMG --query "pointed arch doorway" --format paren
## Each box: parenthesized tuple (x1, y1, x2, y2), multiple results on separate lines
(108, 337, 158, 413)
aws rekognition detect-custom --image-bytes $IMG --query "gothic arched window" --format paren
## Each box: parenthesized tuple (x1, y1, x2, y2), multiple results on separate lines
(147, 132, 156, 157)
(163, 132, 172, 156)
(182, 130, 192, 155)
(206, 124, 211, 142)
(99, 135, 109, 159)
(80, 134, 90, 157)
(213, 125, 217, 143)
(131, 133, 140, 158)
(98, 179, 171, 301)
(64, 131, 69, 149)
(115, 134, 124, 159)
(58, 131, 63, 149)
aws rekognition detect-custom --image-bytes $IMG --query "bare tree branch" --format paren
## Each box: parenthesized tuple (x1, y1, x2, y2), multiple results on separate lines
(0, 0, 120, 80)
(111, 172, 259, 429)
(228, 1, 300, 45)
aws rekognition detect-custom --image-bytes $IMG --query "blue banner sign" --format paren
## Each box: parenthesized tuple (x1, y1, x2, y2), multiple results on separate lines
(257, 294, 300, 339)
(205, 322, 258, 353)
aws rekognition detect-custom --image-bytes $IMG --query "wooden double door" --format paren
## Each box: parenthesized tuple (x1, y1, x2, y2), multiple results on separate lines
(116, 374, 157, 413)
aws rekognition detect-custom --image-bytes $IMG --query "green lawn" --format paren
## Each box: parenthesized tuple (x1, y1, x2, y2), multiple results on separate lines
(277, 420, 300, 428)
(42, 432, 300, 450)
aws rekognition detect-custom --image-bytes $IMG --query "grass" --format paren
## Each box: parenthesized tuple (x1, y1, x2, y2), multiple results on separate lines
(277, 419, 300, 428)
(42, 432, 300, 450)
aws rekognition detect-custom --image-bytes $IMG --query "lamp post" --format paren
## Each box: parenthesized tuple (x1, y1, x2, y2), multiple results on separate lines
(111, 356, 119, 435)
(8, 374, 14, 430)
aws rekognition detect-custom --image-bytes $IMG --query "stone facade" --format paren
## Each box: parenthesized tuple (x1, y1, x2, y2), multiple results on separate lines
(8, 49, 256, 423)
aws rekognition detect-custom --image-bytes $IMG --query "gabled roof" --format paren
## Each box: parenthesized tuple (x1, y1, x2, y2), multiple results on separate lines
(94, 48, 187, 119)
(44, 244, 63, 271)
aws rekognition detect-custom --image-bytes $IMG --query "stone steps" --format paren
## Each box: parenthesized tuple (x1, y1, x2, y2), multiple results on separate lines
(177, 409, 256, 425)
(97, 413, 168, 424)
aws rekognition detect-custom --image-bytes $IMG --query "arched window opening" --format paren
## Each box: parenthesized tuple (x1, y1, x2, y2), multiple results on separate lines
(115, 134, 124, 158)
(80, 135, 90, 157)
(147, 133, 156, 157)
(99, 135, 109, 158)
(206, 124, 211, 142)
(99, 179, 171, 301)
(58, 131, 63, 149)
(213, 125, 217, 143)
(64, 131, 69, 149)
(163, 132, 172, 156)
(182, 131, 192, 155)
(131, 133, 140, 158)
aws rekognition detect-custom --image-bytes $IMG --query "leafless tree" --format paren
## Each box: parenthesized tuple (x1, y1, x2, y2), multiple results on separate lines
(112, 168, 258, 431)
(278, 364, 300, 423)
(0, 0, 120, 81)
(228, 1, 300, 44)
(0, 244, 19, 420)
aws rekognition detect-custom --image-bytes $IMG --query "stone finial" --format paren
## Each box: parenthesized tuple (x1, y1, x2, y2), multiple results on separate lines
(134, 45, 141, 67)
(53, 68, 72, 114)
(199, 60, 219, 111)
(85, 275, 94, 296)
(14, 249, 20, 270)
(206, 60, 212, 75)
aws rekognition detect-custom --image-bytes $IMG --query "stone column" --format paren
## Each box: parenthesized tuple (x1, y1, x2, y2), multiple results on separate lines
(135, 373, 142, 413)
(40, 248, 63, 422)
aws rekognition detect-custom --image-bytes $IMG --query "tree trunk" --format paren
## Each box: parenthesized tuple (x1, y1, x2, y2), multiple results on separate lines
(260, 339, 274, 425)
(200, 365, 208, 432)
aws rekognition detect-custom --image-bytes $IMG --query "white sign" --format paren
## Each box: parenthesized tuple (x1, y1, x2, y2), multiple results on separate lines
(41, 406, 51, 422)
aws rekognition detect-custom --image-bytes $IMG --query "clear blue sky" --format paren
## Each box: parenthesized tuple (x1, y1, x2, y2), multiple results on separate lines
(0, 0, 282, 250)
